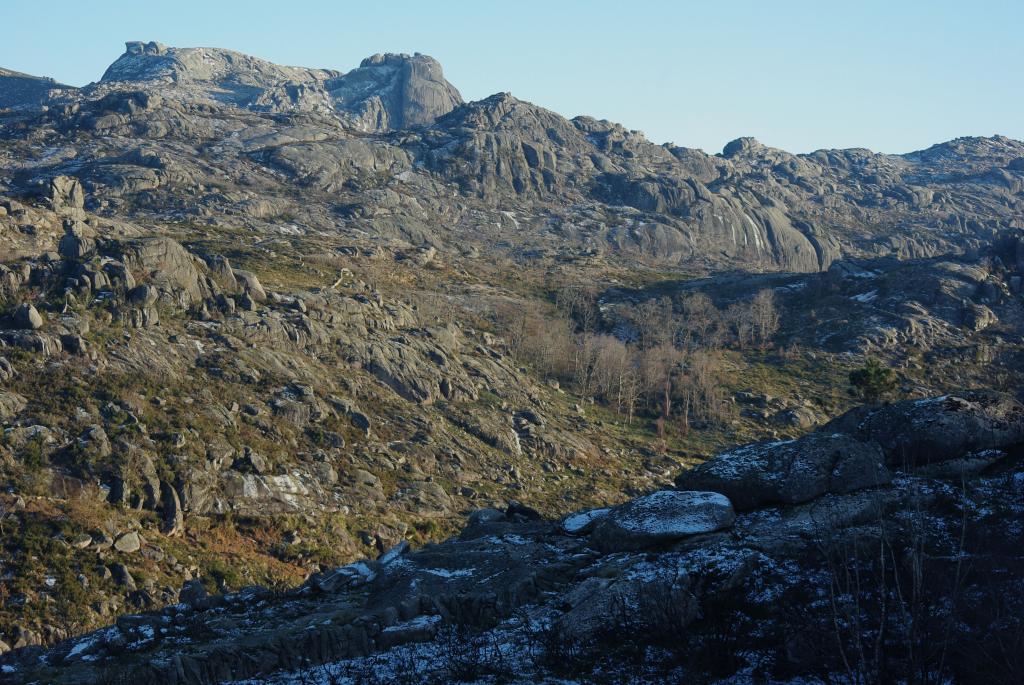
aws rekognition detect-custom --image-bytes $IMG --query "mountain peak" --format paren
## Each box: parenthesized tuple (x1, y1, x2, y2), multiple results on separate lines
(94, 42, 461, 131)
(100, 41, 335, 87)
(124, 40, 170, 57)
(358, 52, 438, 69)
(328, 51, 462, 130)
(721, 136, 765, 158)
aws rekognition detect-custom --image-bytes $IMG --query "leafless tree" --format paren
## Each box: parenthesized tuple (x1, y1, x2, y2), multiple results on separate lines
(750, 289, 780, 348)
(555, 283, 600, 333)
(678, 292, 722, 349)
(628, 297, 674, 350)
(640, 344, 685, 424)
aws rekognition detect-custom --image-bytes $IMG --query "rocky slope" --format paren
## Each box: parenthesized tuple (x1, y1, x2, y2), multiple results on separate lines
(0, 41, 1022, 678)
(5, 391, 1023, 684)
(0, 69, 71, 111)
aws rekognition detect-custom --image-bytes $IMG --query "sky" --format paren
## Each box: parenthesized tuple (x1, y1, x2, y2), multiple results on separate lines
(1, 0, 1021, 155)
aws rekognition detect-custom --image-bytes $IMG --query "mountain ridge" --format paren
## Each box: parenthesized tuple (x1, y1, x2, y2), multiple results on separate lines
(4, 42, 1018, 155)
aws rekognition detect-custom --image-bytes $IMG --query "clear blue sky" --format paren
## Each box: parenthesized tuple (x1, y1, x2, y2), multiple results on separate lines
(2, 0, 1021, 154)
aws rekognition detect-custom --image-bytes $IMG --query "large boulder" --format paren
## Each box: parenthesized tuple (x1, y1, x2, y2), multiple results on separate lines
(824, 391, 1024, 467)
(328, 53, 462, 131)
(13, 303, 43, 330)
(232, 269, 266, 303)
(57, 220, 96, 260)
(48, 175, 85, 218)
(590, 490, 735, 552)
(113, 531, 142, 554)
(117, 237, 212, 306)
(0, 357, 15, 382)
(675, 433, 891, 511)
(160, 482, 184, 536)
(0, 391, 26, 421)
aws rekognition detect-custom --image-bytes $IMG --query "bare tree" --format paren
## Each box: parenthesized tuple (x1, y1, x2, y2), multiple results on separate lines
(589, 335, 642, 418)
(629, 297, 674, 350)
(641, 343, 685, 424)
(679, 292, 722, 350)
(556, 283, 600, 333)
(675, 350, 730, 429)
(750, 289, 780, 348)
(725, 301, 755, 349)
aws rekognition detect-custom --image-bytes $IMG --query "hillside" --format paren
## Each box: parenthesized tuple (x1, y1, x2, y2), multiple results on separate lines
(0, 41, 1021, 682)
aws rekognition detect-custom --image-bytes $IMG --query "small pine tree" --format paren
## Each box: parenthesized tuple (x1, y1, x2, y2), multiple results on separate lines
(849, 357, 898, 404)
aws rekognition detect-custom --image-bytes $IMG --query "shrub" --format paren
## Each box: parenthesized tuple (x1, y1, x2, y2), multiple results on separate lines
(849, 357, 898, 404)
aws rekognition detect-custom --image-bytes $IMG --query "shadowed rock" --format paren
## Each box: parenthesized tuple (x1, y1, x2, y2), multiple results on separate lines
(675, 432, 891, 511)
(824, 391, 1024, 467)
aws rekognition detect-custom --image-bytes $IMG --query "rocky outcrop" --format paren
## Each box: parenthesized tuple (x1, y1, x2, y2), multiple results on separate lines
(0, 391, 26, 421)
(674, 432, 890, 511)
(327, 53, 463, 131)
(48, 176, 86, 219)
(0, 67, 71, 109)
(12, 303, 43, 330)
(100, 41, 337, 97)
(98, 42, 459, 132)
(824, 391, 1024, 467)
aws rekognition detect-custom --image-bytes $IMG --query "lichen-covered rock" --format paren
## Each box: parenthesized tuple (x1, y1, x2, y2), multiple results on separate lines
(117, 237, 212, 306)
(159, 482, 184, 536)
(48, 176, 85, 219)
(113, 531, 142, 554)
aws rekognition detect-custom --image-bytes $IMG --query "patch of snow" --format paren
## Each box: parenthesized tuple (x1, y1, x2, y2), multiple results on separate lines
(421, 567, 475, 579)
(914, 395, 948, 406)
(66, 634, 97, 658)
(562, 508, 610, 534)
(381, 614, 441, 634)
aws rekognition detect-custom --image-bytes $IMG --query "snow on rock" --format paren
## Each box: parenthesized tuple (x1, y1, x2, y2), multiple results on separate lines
(561, 507, 610, 535)
(314, 559, 378, 592)
(421, 567, 475, 579)
(590, 490, 735, 552)
(825, 391, 1024, 467)
(378, 541, 409, 566)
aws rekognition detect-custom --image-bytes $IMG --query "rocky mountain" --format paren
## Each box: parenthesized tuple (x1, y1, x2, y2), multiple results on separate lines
(1, 41, 1021, 274)
(94, 41, 462, 131)
(0, 41, 1022, 683)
